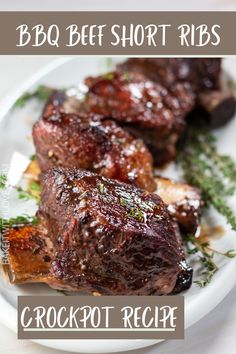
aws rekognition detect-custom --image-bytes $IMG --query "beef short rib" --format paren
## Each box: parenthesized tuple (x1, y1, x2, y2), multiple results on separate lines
(33, 92, 156, 192)
(155, 177, 202, 234)
(118, 58, 221, 92)
(38, 168, 192, 295)
(83, 71, 195, 165)
(4, 168, 192, 295)
(118, 58, 236, 128)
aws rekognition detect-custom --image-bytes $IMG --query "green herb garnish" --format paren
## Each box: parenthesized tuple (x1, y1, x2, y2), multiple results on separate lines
(17, 181, 41, 203)
(178, 126, 236, 231)
(128, 207, 145, 222)
(184, 234, 236, 287)
(29, 181, 41, 193)
(30, 154, 36, 161)
(14, 85, 54, 108)
(17, 187, 31, 201)
(0, 174, 7, 189)
(223, 249, 236, 258)
(0, 174, 41, 203)
(102, 72, 115, 81)
(0, 215, 37, 231)
(119, 196, 146, 222)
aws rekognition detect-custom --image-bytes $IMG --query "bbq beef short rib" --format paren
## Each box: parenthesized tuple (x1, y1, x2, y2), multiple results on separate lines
(4, 168, 193, 295)
(190, 85, 236, 128)
(33, 92, 156, 192)
(117, 58, 222, 92)
(2, 225, 52, 284)
(83, 71, 195, 165)
(155, 177, 202, 234)
(32, 167, 191, 295)
(118, 58, 236, 128)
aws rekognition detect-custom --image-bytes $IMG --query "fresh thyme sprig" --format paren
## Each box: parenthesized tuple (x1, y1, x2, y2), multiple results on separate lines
(0, 173, 41, 203)
(178, 126, 236, 231)
(184, 234, 236, 288)
(17, 181, 41, 203)
(0, 174, 7, 189)
(0, 215, 37, 231)
(14, 85, 54, 108)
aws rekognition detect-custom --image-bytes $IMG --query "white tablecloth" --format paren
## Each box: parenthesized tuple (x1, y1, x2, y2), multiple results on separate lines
(0, 56, 236, 354)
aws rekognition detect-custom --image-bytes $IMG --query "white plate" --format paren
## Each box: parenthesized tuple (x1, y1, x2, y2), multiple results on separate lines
(0, 57, 236, 353)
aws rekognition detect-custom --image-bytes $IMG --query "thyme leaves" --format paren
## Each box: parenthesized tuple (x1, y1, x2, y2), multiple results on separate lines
(184, 234, 236, 288)
(0, 174, 7, 189)
(0, 215, 37, 231)
(178, 126, 236, 231)
(14, 85, 54, 108)
(0, 173, 41, 203)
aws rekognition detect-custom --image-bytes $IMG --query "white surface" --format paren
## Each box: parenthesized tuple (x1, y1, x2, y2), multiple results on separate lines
(0, 0, 235, 11)
(0, 57, 236, 354)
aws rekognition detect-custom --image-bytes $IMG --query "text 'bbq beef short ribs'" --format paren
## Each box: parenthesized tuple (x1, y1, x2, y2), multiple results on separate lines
(32, 91, 156, 192)
(83, 71, 195, 165)
(4, 168, 192, 295)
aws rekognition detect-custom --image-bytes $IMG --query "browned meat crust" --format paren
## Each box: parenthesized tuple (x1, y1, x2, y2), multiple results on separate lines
(155, 177, 202, 234)
(190, 89, 236, 128)
(33, 92, 156, 192)
(118, 58, 236, 128)
(2, 225, 52, 284)
(3, 168, 193, 295)
(83, 71, 195, 165)
(36, 167, 192, 295)
(118, 58, 221, 92)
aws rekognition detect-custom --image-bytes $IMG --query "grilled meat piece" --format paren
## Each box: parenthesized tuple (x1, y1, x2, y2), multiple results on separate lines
(2, 225, 71, 292)
(2, 225, 52, 284)
(11, 167, 189, 295)
(33, 92, 156, 192)
(118, 58, 221, 92)
(83, 71, 195, 165)
(23, 158, 203, 235)
(155, 177, 202, 234)
(40, 167, 192, 294)
(118, 58, 236, 128)
(190, 89, 236, 128)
